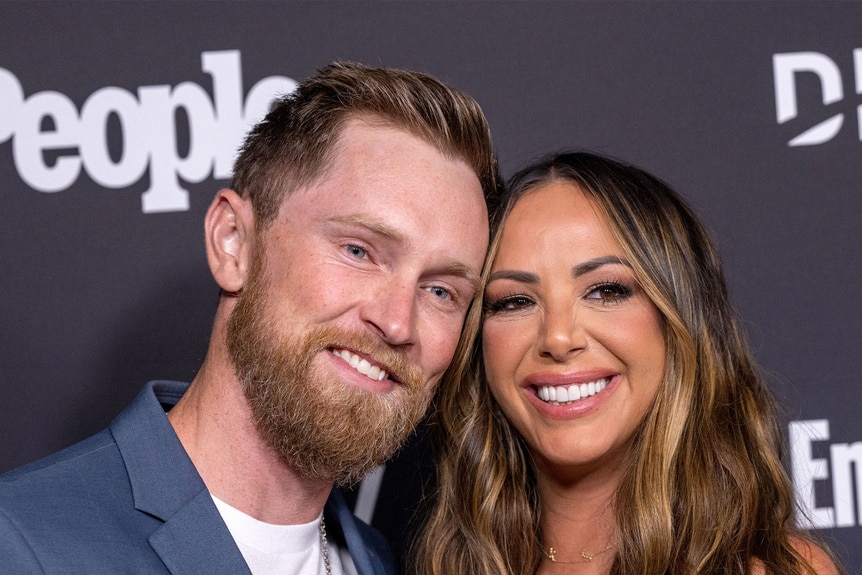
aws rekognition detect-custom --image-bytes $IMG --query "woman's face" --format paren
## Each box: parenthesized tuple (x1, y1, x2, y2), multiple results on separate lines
(482, 181, 666, 476)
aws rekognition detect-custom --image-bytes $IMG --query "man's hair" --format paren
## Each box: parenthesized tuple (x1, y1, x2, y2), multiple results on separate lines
(231, 61, 500, 228)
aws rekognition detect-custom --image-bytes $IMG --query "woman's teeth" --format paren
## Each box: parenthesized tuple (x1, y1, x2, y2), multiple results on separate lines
(536, 378, 609, 405)
(332, 349, 389, 381)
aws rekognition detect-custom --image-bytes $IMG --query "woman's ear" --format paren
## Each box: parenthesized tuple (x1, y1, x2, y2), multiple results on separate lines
(204, 189, 255, 294)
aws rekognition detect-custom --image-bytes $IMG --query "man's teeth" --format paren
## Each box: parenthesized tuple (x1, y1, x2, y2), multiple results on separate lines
(332, 349, 389, 381)
(537, 378, 609, 405)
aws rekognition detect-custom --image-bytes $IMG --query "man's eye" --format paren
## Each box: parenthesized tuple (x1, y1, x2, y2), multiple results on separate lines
(428, 286, 452, 300)
(345, 245, 367, 259)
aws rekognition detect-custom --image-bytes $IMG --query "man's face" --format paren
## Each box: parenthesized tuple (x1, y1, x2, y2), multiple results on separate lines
(227, 117, 489, 484)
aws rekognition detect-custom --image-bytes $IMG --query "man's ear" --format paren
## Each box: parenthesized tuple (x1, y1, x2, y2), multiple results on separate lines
(204, 189, 255, 294)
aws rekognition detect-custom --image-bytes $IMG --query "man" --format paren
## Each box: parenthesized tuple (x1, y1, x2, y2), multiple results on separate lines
(0, 62, 498, 574)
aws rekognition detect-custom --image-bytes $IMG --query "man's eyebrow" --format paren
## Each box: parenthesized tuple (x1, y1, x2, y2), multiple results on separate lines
(572, 256, 629, 278)
(326, 214, 402, 241)
(436, 261, 482, 295)
(327, 214, 481, 293)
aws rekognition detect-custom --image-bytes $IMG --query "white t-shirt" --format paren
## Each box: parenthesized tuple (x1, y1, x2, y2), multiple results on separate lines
(212, 495, 357, 575)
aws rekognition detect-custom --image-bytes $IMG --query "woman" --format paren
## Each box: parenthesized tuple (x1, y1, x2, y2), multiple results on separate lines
(415, 152, 842, 574)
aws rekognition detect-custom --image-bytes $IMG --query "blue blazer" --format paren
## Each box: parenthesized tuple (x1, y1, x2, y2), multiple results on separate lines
(0, 381, 398, 574)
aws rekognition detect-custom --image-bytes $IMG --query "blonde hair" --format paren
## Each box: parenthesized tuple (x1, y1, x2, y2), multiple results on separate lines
(231, 61, 501, 229)
(416, 152, 842, 575)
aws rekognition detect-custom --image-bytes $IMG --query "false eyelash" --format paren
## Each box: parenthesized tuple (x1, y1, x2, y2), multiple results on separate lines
(584, 279, 634, 304)
(483, 294, 535, 314)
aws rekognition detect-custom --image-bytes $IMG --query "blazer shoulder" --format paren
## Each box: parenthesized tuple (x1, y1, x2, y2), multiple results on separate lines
(0, 429, 117, 488)
(0, 428, 132, 530)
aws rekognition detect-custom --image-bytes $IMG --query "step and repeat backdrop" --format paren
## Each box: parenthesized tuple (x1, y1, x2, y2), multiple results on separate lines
(2, 1, 860, 570)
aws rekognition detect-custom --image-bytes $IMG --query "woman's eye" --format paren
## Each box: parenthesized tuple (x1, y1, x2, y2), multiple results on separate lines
(345, 245, 367, 259)
(586, 283, 630, 302)
(485, 295, 534, 313)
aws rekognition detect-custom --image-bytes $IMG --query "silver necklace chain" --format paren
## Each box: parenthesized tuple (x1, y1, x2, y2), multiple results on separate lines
(319, 516, 332, 575)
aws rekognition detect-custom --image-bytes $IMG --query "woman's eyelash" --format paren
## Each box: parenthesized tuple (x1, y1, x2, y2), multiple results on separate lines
(483, 294, 534, 313)
(484, 278, 635, 314)
(585, 280, 633, 302)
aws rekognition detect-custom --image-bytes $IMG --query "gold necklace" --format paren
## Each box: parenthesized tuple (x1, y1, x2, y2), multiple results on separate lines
(546, 543, 615, 563)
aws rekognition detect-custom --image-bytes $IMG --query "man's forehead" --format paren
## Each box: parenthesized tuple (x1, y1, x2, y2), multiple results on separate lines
(333, 114, 471, 178)
(288, 116, 422, 195)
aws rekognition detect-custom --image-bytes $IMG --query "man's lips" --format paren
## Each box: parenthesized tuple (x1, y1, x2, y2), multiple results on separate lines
(330, 348, 396, 383)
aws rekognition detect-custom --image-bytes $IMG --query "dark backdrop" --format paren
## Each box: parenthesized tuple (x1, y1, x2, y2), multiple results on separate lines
(2, 1, 860, 570)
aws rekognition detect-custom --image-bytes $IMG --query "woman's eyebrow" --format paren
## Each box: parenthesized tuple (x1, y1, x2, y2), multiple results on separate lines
(487, 270, 539, 284)
(572, 256, 629, 278)
(488, 257, 630, 284)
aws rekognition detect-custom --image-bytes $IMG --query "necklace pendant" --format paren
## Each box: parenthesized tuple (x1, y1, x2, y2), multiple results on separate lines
(580, 549, 593, 562)
(548, 547, 558, 562)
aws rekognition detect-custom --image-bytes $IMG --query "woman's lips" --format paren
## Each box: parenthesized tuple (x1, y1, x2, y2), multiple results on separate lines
(534, 376, 610, 405)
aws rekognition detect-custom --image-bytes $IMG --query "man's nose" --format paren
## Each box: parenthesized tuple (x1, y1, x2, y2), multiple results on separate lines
(361, 279, 418, 347)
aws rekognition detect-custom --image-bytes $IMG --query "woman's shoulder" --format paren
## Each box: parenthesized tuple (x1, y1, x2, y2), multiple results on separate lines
(750, 537, 842, 575)
(790, 537, 842, 575)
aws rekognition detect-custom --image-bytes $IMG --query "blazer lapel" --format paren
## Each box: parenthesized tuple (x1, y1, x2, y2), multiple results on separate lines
(111, 381, 251, 575)
(326, 489, 393, 575)
(149, 490, 251, 575)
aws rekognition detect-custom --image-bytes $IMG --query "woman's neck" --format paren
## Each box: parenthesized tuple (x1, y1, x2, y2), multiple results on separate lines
(535, 462, 620, 575)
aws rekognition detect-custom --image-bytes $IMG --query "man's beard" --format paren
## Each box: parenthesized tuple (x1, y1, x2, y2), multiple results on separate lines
(226, 250, 434, 486)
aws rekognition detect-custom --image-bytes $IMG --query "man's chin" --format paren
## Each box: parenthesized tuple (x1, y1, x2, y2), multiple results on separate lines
(259, 376, 429, 487)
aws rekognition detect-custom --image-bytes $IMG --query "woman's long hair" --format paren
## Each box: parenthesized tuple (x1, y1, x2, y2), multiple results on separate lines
(415, 152, 839, 575)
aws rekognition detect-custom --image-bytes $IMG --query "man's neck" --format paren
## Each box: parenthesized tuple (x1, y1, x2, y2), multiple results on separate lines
(168, 354, 333, 526)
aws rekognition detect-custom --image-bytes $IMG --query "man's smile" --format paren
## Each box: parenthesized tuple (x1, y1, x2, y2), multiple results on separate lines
(331, 348, 393, 383)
